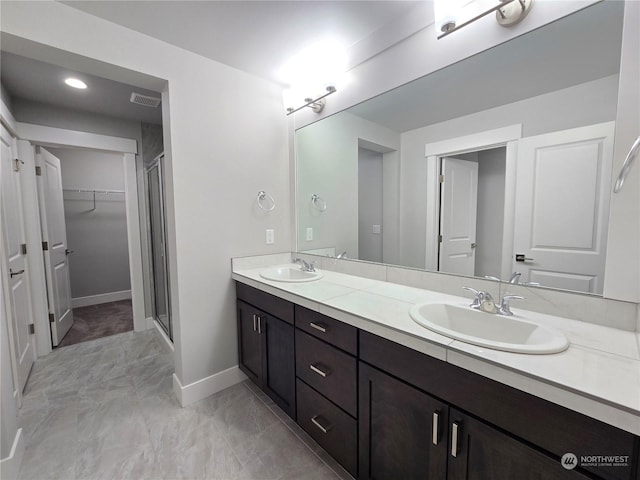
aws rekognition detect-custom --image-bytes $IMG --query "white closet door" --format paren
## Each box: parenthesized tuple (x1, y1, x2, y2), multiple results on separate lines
(36, 147, 74, 345)
(439, 157, 478, 276)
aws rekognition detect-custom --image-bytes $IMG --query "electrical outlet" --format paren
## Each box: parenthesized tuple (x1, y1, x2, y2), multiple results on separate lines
(372, 224, 381, 234)
(306, 227, 313, 241)
(266, 229, 275, 244)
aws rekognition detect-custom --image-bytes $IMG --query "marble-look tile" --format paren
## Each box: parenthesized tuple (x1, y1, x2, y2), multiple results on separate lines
(77, 443, 156, 480)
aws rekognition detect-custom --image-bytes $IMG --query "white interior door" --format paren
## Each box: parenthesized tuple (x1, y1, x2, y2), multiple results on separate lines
(439, 157, 479, 275)
(0, 123, 35, 392)
(36, 147, 73, 345)
(513, 122, 615, 293)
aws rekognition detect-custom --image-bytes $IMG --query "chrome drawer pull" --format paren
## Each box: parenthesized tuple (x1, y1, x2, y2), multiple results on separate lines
(309, 322, 327, 333)
(252, 314, 257, 332)
(451, 422, 460, 458)
(257, 315, 262, 334)
(311, 415, 332, 434)
(309, 364, 328, 377)
(432, 411, 440, 446)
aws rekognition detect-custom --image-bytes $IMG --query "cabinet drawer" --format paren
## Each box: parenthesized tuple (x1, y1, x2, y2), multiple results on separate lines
(295, 305, 357, 354)
(296, 330, 357, 417)
(236, 282, 294, 324)
(297, 379, 357, 477)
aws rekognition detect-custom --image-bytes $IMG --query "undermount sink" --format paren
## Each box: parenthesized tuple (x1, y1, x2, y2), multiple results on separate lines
(260, 265, 323, 283)
(409, 302, 569, 354)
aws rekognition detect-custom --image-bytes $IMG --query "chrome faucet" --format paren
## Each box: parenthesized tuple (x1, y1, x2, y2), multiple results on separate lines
(463, 287, 498, 314)
(293, 258, 316, 272)
(463, 287, 524, 316)
(509, 272, 522, 284)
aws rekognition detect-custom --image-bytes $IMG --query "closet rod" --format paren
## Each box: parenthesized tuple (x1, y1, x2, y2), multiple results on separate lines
(63, 188, 125, 194)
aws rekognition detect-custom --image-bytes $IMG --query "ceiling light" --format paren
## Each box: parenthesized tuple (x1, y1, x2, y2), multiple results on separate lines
(64, 78, 87, 89)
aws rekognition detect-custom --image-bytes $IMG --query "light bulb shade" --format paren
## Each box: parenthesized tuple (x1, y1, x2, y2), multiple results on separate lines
(434, 0, 472, 34)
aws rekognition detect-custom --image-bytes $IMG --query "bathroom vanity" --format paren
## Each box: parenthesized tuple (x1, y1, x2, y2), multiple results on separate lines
(233, 258, 640, 480)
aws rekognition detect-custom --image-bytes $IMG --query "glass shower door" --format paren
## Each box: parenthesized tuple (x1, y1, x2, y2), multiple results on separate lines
(147, 156, 172, 339)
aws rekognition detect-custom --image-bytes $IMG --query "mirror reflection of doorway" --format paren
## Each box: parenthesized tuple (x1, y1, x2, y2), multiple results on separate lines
(147, 154, 172, 340)
(437, 147, 507, 279)
(358, 147, 384, 263)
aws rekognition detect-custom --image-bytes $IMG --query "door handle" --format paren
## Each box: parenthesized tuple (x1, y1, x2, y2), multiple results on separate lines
(451, 421, 461, 457)
(9, 268, 25, 278)
(515, 254, 534, 262)
(432, 411, 440, 445)
(65, 249, 74, 255)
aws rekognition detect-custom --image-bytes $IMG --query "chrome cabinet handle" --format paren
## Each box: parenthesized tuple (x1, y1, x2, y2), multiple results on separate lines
(257, 315, 262, 334)
(9, 269, 25, 278)
(309, 322, 327, 333)
(309, 363, 328, 377)
(311, 415, 332, 434)
(432, 411, 440, 445)
(614, 136, 640, 193)
(252, 314, 257, 332)
(451, 422, 460, 458)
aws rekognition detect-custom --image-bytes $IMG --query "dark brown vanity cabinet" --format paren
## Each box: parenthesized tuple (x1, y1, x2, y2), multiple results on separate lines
(236, 284, 639, 480)
(236, 284, 295, 417)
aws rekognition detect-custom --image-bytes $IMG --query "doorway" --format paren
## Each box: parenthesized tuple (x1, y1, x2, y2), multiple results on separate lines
(437, 147, 507, 279)
(40, 146, 134, 347)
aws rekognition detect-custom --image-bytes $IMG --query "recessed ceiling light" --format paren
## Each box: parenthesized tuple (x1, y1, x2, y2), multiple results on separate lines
(64, 78, 87, 89)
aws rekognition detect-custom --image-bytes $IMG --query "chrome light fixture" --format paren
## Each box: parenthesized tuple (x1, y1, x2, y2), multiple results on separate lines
(280, 39, 345, 115)
(434, 0, 533, 39)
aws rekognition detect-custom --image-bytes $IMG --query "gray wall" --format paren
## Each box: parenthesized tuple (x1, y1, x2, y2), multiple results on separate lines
(51, 148, 131, 300)
(475, 148, 506, 278)
(358, 148, 383, 262)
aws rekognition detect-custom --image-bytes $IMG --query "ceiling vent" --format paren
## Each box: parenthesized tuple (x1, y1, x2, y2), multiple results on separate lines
(129, 92, 161, 108)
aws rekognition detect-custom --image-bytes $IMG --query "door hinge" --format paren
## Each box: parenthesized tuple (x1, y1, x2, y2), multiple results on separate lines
(21, 244, 27, 255)
(439, 174, 445, 183)
(35, 166, 42, 176)
(42, 241, 49, 251)
(28, 324, 35, 335)
(49, 313, 55, 323)
(439, 234, 443, 243)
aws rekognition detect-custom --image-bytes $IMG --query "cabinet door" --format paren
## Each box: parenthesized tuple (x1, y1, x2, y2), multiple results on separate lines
(263, 315, 295, 417)
(359, 362, 448, 480)
(237, 300, 262, 383)
(448, 409, 591, 480)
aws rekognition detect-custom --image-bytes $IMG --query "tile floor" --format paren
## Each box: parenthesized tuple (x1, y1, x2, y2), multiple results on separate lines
(17, 329, 351, 480)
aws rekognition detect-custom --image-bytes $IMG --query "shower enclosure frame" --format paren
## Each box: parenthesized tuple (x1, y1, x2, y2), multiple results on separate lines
(146, 153, 172, 340)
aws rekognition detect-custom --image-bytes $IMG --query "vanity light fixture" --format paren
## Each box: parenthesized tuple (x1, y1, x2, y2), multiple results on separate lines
(280, 39, 345, 115)
(434, 0, 533, 39)
(64, 77, 87, 89)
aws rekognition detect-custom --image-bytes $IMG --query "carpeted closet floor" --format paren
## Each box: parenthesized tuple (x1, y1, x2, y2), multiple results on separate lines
(58, 299, 133, 347)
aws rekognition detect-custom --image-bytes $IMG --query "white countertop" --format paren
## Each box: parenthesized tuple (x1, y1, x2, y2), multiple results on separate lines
(232, 263, 640, 435)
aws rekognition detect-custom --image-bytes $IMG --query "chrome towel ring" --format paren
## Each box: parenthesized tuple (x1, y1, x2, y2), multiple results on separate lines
(614, 136, 640, 193)
(257, 191, 275, 211)
(311, 194, 327, 212)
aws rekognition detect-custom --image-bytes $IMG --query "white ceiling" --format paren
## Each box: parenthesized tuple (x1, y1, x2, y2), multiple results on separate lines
(62, 0, 422, 86)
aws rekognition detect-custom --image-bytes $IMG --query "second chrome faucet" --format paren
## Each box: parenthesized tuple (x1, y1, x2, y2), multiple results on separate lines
(463, 286, 523, 316)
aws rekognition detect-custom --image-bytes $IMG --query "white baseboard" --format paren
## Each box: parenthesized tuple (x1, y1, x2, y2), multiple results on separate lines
(72, 290, 132, 308)
(145, 316, 155, 330)
(0, 428, 24, 480)
(173, 366, 247, 407)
